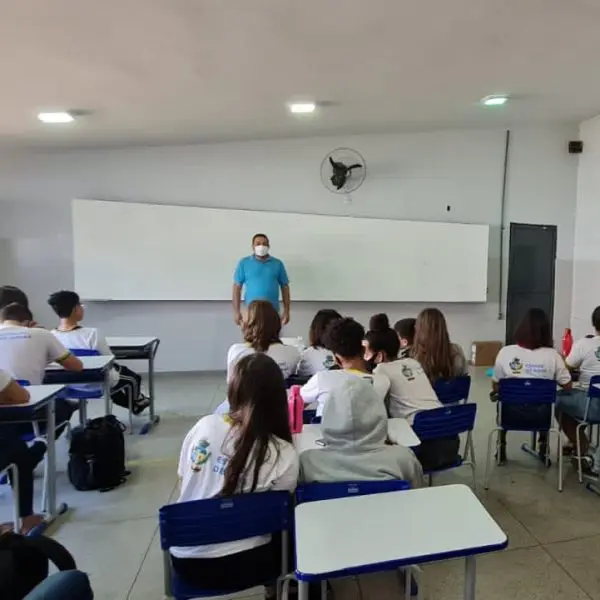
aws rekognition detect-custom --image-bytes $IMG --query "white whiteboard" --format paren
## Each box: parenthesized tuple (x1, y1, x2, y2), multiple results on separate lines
(72, 199, 489, 302)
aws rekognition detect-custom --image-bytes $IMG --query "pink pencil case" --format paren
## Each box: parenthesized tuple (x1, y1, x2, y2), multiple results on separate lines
(288, 385, 304, 434)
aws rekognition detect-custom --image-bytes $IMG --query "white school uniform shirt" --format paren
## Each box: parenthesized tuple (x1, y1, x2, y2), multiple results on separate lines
(0, 369, 12, 393)
(492, 344, 571, 385)
(300, 368, 391, 417)
(373, 358, 441, 423)
(296, 346, 336, 378)
(51, 326, 119, 387)
(173, 414, 299, 559)
(0, 325, 70, 385)
(566, 335, 600, 388)
(226, 342, 300, 382)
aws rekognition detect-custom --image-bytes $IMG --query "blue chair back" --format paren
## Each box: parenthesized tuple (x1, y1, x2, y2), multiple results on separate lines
(498, 378, 556, 405)
(412, 403, 476, 441)
(159, 491, 290, 550)
(285, 374, 311, 389)
(16, 380, 31, 387)
(588, 375, 600, 399)
(69, 348, 100, 357)
(433, 376, 471, 405)
(296, 479, 410, 504)
(159, 492, 291, 599)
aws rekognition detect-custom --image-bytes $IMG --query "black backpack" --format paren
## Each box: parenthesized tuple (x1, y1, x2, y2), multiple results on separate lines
(68, 415, 130, 492)
(0, 532, 76, 599)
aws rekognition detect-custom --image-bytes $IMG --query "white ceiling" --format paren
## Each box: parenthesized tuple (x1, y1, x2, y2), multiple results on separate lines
(1, 0, 600, 147)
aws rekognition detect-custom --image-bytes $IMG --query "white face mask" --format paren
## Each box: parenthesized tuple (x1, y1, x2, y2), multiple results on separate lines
(254, 245, 269, 257)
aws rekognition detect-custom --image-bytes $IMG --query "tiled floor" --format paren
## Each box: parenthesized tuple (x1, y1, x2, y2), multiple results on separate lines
(1, 368, 599, 599)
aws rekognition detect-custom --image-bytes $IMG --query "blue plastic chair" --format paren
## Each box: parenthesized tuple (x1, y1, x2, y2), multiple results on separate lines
(302, 409, 320, 425)
(293, 480, 418, 600)
(433, 376, 471, 405)
(484, 378, 562, 491)
(159, 491, 291, 600)
(296, 479, 411, 504)
(285, 374, 311, 389)
(66, 349, 103, 426)
(412, 403, 477, 488)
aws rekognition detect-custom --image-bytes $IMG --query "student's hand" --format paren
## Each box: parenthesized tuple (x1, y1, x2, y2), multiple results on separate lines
(233, 311, 243, 326)
(281, 310, 290, 326)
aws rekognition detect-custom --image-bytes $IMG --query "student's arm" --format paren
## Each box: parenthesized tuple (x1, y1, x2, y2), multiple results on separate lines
(0, 371, 30, 406)
(555, 352, 573, 390)
(93, 330, 113, 356)
(271, 446, 299, 492)
(565, 341, 583, 371)
(232, 260, 245, 326)
(372, 369, 391, 403)
(300, 374, 320, 405)
(46, 333, 83, 372)
(452, 344, 469, 376)
(278, 261, 291, 325)
(491, 349, 505, 394)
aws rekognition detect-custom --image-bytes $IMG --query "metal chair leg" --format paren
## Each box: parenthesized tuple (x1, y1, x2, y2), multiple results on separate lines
(128, 388, 134, 434)
(484, 428, 498, 490)
(576, 423, 584, 483)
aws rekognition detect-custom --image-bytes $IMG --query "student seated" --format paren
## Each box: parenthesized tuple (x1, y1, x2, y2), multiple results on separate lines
(365, 314, 459, 470)
(301, 317, 390, 418)
(296, 309, 342, 378)
(394, 317, 416, 359)
(492, 308, 571, 464)
(173, 353, 298, 593)
(226, 300, 300, 381)
(0, 370, 47, 534)
(411, 308, 469, 380)
(48, 290, 149, 415)
(559, 306, 600, 471)
(300, 375, 424, 488)
(0, 303, 82, 435)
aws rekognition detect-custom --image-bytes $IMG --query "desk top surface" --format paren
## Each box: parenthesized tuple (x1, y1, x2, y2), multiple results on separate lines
(295, 484, 507, 576)
(0, 384, 65, 410)
(106, 336, 158, 348)
(46, 355, 114, 371)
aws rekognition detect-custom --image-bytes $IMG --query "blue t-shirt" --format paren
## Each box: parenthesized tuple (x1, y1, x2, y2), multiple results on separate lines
(233, 255, 289, 310)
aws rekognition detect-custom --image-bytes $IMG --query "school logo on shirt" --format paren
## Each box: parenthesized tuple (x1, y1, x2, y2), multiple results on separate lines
(595, 347, 600, 361)
(509, 358, 523, 374)
(402, 364, 415, 381)
(323, 355, 336, 369)
(190, 439, 211, 472)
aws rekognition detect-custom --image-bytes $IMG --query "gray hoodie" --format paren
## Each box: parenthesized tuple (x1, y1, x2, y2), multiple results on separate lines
(299, 375, 424, 488)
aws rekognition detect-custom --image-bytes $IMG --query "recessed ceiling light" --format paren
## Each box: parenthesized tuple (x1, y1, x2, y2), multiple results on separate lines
(37, 111, 75, 124)
(288, 102, 316, 114)
(481, 95, 508, 106)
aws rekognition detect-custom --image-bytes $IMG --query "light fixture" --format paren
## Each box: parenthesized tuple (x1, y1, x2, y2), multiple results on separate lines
(288, 102, 316, 114)
(481, 95, 508, 107)
(37, 111, 75, 124)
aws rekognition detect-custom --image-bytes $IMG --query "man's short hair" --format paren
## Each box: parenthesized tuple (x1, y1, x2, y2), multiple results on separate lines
(48, 290, 81, 318)
(0, 286, 29, 310)
(252, 233, 269, 245)
(0, 302, 33, 323)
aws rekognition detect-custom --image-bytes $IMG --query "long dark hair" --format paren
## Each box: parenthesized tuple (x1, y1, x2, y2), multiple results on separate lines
(309, 309, 342, 347)
(411, 308, 454, 381)
(222, 353, 291, 495)
(365, 313, 400, 360)
(514, 308, 553, 350)
(243, 300, 282, 352)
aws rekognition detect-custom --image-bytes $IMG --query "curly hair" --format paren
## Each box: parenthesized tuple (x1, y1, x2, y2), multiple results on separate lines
(322, 317, 365, 359)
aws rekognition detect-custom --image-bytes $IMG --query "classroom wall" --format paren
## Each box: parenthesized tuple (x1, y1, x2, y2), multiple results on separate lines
(0, 124, 578, 371)
(571, 114, 600, 337)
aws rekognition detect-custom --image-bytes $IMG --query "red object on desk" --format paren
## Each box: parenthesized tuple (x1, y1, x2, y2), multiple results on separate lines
(561, 328, 573, 357)
(288, 385, 304, 434)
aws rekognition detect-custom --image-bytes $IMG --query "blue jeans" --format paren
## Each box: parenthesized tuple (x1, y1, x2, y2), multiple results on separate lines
(557, 389, 600, 422)
(25, 571, 93, 600)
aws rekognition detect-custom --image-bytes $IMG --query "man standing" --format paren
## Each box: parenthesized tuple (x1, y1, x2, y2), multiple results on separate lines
(232, 233, 291, 326)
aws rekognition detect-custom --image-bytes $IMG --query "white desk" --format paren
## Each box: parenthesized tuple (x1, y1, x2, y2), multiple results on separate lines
(294, 418, 420, 454)
(294, 484, 507, 600)
(107, 336, 160, 434)
(45, 355, 114, 417)
(0, 384, 68, 533)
